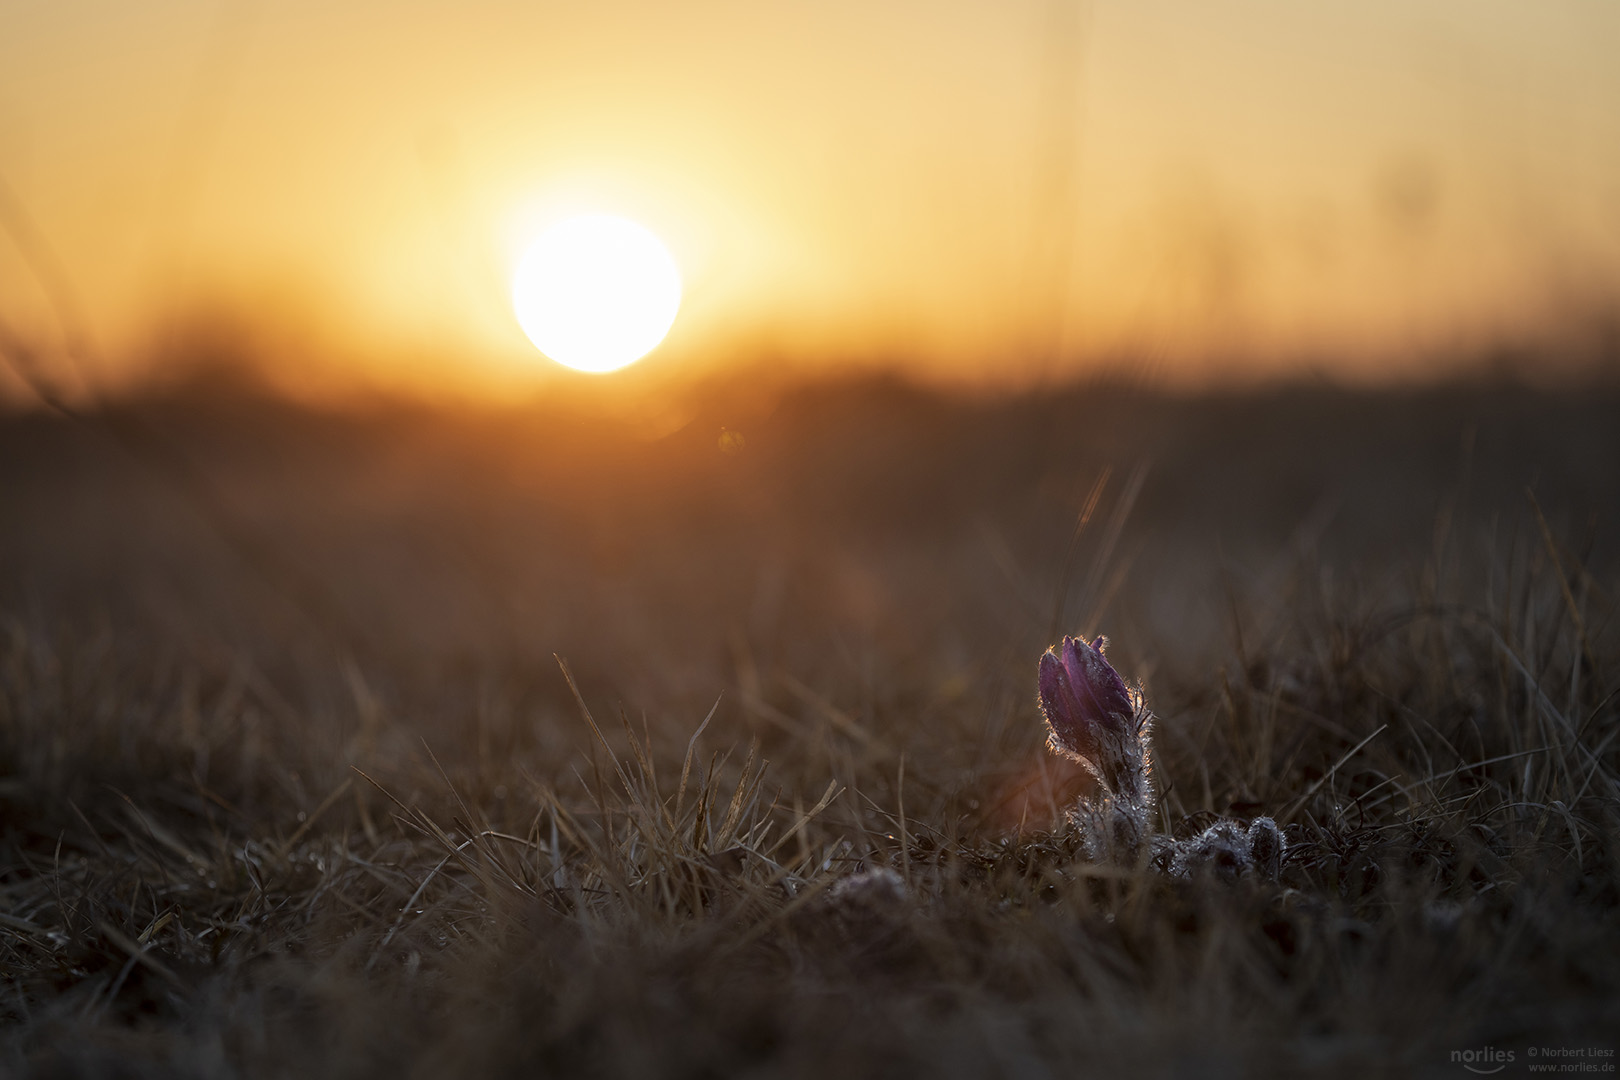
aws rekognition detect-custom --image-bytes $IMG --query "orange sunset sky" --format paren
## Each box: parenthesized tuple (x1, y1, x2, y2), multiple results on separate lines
(2, 0, 1619, 399)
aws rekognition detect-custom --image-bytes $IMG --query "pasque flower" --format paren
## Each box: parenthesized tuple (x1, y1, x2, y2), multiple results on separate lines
(1038, 634, 1286, 878)
(1038, 635, 1152, 808)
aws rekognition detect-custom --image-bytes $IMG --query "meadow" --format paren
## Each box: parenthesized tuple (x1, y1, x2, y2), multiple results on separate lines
(1, 370, 1617, 1077)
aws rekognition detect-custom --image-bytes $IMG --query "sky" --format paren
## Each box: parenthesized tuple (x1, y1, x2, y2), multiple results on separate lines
(2, 0, 1618, 400)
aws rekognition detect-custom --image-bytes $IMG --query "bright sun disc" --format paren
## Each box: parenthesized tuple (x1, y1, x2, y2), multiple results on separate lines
(511, 214, 682, 373)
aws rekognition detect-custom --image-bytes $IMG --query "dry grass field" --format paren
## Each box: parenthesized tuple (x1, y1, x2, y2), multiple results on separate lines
(1, 371, 1617, 1077)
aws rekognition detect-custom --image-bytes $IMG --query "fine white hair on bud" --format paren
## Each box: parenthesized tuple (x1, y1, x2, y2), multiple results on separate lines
(1170, 821, 1252, 882)
(1247, 817, 1286, 880)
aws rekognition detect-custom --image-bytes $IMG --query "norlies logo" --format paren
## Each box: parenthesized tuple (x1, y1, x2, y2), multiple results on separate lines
(1453, 1046, 1517, 1074)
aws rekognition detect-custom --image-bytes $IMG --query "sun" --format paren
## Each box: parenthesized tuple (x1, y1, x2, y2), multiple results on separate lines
(511, 214, 682, 374)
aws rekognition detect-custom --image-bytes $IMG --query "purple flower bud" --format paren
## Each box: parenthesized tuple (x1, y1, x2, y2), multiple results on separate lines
(1038, 635, 1135, 767)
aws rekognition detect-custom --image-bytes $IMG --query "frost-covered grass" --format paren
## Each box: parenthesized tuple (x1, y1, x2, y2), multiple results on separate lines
(1, 376, 1617, 1077)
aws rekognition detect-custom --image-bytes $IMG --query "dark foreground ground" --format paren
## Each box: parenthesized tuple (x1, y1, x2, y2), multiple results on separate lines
(0, 373, 1617, 1078)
